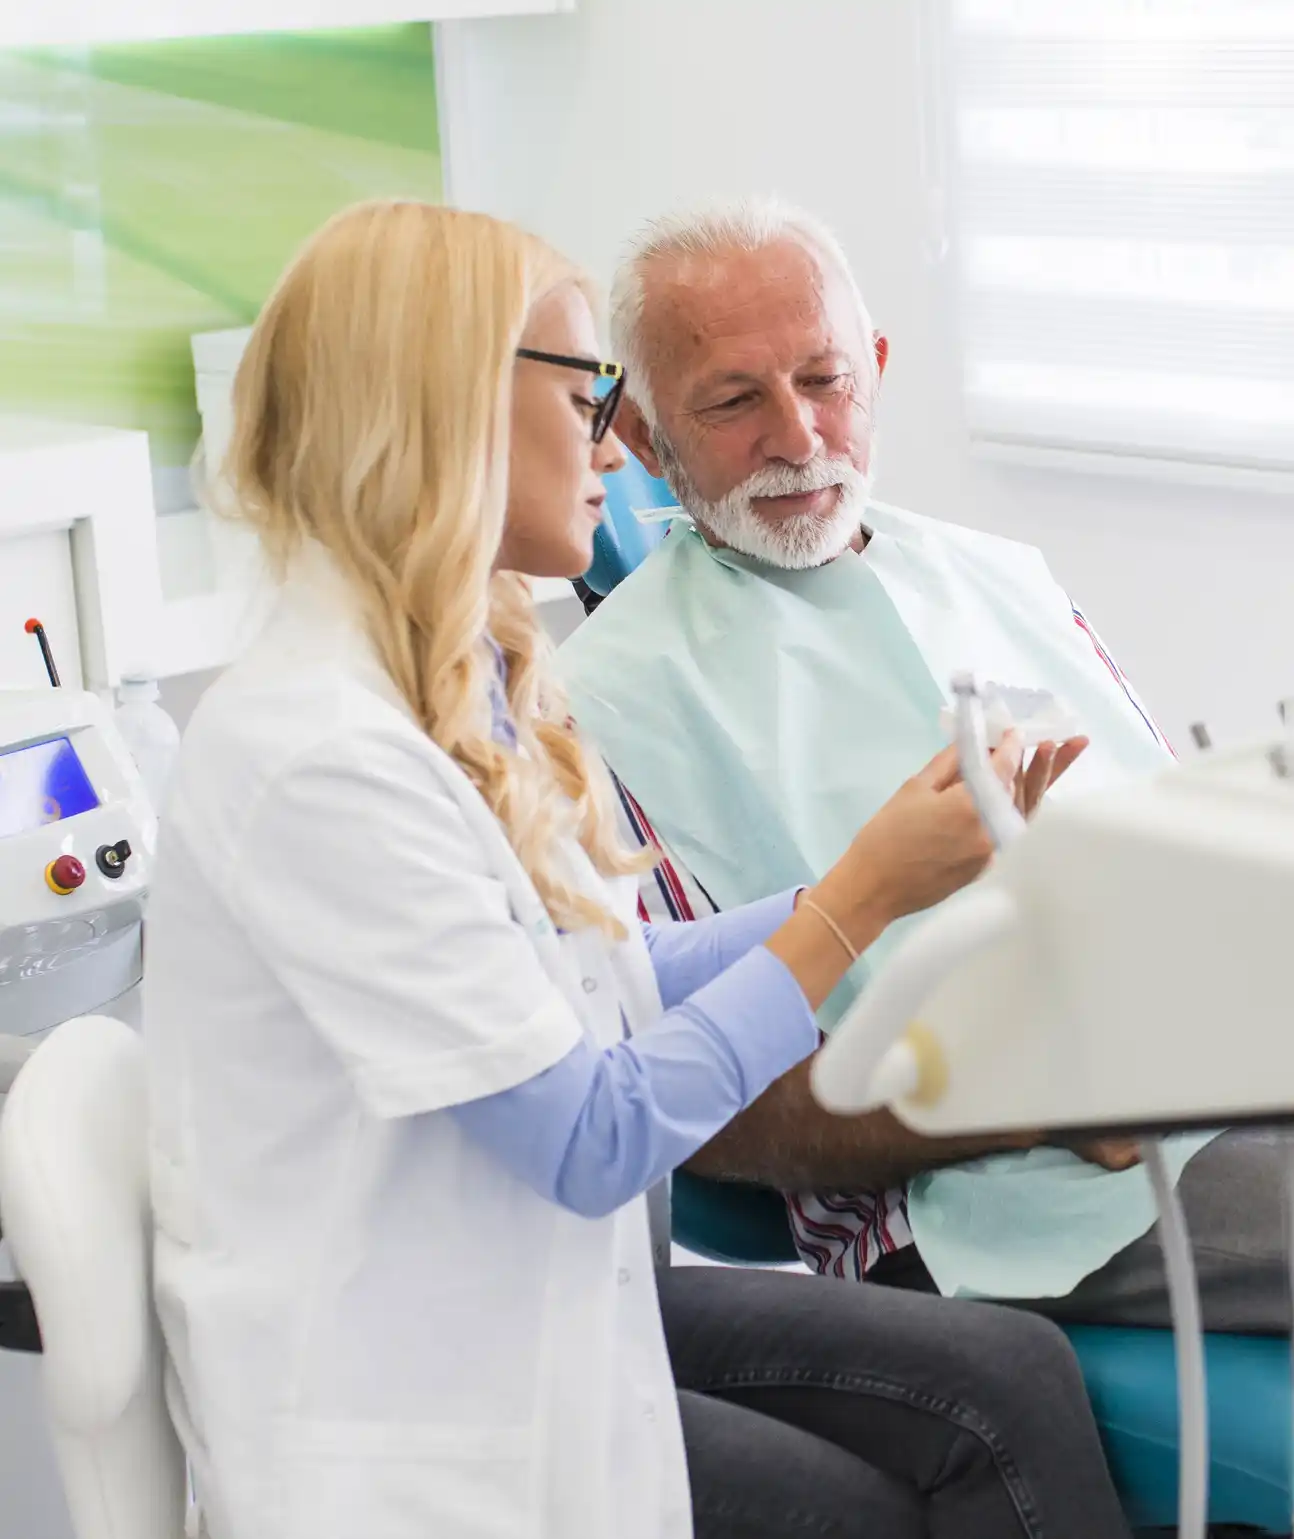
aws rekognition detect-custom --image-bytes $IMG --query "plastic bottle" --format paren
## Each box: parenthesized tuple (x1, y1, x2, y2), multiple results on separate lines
(114, 669, 181, 812)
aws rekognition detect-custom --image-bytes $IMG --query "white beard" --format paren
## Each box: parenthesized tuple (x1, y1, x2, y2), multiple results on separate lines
(652, 435, 872, 571)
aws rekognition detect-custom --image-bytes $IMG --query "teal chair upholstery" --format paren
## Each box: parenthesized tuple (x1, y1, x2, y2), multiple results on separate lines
(589, 456, 1292, 1533)
(1070, 1326, 1289, 1532)
(672, 1169, 799, 1266)
(584, 454, 673, 598)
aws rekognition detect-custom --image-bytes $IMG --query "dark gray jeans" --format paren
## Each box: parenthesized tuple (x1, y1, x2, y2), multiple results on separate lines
(660, 1266, 1133, 1539)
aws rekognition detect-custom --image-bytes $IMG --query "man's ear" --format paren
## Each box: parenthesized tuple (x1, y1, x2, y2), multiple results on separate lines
(874, 332, 889, 380)
(613, 398, 662, 478)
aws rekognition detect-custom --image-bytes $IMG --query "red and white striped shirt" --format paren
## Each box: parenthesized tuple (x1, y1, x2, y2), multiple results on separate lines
(606, 602, 1171, 1280)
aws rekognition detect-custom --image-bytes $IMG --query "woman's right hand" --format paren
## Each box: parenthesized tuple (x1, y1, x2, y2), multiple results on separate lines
(813, 734, 1025, 950)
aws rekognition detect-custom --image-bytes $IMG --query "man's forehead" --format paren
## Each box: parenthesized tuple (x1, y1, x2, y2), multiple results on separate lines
(642, 239, 861, 377)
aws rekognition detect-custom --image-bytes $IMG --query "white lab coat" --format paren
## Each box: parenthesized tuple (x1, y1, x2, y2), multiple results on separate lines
(143, 556, 692, 1539)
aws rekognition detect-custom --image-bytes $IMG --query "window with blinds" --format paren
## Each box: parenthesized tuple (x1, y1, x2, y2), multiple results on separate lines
(948, 0, 1294, 475)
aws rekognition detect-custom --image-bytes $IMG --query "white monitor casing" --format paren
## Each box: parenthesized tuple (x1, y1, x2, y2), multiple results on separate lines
(0, 690, 154, 1055)
(814, 735, 1294, 1136)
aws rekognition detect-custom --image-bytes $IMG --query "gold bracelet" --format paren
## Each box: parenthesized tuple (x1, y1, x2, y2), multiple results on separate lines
(799, 895, 859, 964)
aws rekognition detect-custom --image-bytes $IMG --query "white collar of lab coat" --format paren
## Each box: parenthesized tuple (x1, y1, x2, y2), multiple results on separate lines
(273, 539, 370, 647)
(254, 539, 412, 714)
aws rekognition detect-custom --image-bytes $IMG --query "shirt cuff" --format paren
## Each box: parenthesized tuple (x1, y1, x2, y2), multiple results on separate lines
(708, 887, 802, 961)
(684, 944, 820, 1101)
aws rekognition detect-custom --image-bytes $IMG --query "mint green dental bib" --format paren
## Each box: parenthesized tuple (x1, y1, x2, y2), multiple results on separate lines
(560, 501, 1173, 980)
(559, 501, 1215, 1300)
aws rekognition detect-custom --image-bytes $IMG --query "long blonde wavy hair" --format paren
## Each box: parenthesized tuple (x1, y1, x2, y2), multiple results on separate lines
(221, 199, 646, 935)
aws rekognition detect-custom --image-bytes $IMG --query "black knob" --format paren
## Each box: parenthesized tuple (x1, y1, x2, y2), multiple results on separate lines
(95, 839, 133, 880)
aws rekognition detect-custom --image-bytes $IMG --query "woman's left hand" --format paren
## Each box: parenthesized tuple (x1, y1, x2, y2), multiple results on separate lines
(1015, 737, 1089, 819)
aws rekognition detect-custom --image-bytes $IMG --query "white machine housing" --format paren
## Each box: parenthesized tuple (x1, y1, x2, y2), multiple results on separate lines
(814, 732, 1294, 1135)
(0, 690, 154, 1071)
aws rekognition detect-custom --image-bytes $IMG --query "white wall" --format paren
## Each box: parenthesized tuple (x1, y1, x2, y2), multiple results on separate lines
(439, 0, 1294, 750)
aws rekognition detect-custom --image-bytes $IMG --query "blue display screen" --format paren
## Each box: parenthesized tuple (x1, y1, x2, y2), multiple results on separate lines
(0, 736, 100, 839)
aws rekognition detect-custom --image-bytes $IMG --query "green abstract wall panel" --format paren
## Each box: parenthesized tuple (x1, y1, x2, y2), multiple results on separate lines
(0, 24, 442, 473)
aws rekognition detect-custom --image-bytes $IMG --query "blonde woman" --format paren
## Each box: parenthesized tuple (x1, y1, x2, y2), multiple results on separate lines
(143, 201, 1130, 1539)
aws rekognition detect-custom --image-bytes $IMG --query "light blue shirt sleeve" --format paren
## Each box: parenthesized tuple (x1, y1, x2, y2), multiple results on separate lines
(449, 937, 817, 1219)
(642, 888, 800, 1008)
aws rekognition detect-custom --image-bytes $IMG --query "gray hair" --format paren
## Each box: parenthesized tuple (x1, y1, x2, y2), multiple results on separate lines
(608, 196, 876, 424)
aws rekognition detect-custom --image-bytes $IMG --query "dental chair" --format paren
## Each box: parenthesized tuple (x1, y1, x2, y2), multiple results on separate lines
(583, 453, 673, 600)
(585, 459, 1292, 1537)
(0, 1016, 187, 1539)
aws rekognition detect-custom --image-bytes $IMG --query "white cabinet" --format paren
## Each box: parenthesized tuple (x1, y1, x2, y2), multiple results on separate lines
(0, 413, 264, 695)
(151, 328, 275, 682)
(0, 419, 163, 694)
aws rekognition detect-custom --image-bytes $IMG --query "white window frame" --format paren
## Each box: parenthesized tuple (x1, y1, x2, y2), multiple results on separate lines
(937, 0, 1294, 495)
(0, 420, 164, 692)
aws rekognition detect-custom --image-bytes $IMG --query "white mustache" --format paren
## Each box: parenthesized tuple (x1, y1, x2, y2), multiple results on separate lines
(736, 458, 860, 501)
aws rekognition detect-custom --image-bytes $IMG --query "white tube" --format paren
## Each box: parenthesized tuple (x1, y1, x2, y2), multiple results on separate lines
(951, 672, 1027, 850)
(812, 673, 1025, 1119)
(1143, 1139, 1207, 1539)
(811, 885, 1018, 1115)
(951, 673, 1208, 1539)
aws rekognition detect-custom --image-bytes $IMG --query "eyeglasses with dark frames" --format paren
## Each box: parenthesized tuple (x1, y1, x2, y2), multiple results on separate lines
(516, 348, 627, 444)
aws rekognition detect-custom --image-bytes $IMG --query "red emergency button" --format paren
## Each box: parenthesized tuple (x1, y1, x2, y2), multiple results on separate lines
(45, 856, 86, 896)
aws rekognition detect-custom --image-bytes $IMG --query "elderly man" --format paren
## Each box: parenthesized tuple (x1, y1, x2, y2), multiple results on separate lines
(560, 198, 1287, 1331)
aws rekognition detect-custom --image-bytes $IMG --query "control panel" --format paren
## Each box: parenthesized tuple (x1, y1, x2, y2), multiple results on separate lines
(0, 689, 155, 1042)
